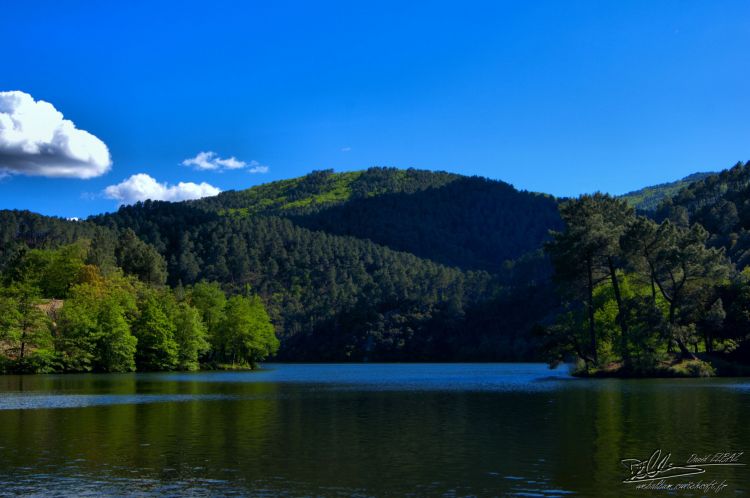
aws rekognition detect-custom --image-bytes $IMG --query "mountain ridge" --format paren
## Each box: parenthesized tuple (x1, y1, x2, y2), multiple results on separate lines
(2, 163, 746, 362)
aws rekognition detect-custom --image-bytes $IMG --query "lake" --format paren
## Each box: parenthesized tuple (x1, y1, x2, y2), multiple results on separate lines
(0, 363, 747, 497)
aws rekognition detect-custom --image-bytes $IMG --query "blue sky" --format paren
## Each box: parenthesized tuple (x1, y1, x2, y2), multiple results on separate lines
(1, 0, 749, 218)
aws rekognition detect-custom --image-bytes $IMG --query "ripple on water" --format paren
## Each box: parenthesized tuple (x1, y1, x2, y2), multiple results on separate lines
(0, 393, 236, 410)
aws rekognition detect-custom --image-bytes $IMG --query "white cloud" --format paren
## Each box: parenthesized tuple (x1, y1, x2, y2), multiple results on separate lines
(0, 90, 111, 178)
(181, 151, 268, 173)
(104, 173, 221, 205)
(247, 161, 269, 174)
(341, 146, 351, 152)
(182, 151, 245, 171)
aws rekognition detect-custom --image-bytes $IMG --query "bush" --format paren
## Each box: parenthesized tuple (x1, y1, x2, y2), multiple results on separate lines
(667, 359, 716, 377)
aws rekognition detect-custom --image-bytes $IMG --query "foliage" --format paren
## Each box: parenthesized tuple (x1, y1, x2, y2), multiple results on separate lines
(217, 295, 279, 367)
(131, 290, 179, 371)
(544, 191, 737, 376)
(0, 245, 276, 372)
(8, 164, 750, 371)
(0, 211, 168, 287)
(197, 168, 460, 216)
(86, 167, 563, 360)
(0, 280, 52, 364)
(172, 302, 210, 371)
(94, 296, 138, 372)
(56, 275, 139, 372)
(620, 172, 713, 211)
(115, 229, 168, 285)
(655, 161, 750, 267)
(287, 172, 562, 272)
(188, 281, 227, 351)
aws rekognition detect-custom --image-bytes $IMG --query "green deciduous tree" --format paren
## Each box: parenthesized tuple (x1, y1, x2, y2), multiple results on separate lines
(219, 295, 278, 367)
(0, 281, 51, 362)
(173, 302, 209, 371)
(57, 278, 138, 372)
(188, 281, 227, 354)
(132, 290, 178, 370)
(94, 296, 137, 372)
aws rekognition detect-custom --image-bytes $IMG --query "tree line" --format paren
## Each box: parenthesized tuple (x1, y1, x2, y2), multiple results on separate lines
(544, 192, 750, 376)
(0, 240, 278, 373)
(1, 199, 554, 363)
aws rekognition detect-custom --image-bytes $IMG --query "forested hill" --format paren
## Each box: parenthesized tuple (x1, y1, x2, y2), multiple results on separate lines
(540, 159, 750, 378)
(195, 167, 563, 272)
(655, 160, 750, 268)
(620, 172, 713, 211)
(5, 164, 750, 367)
(85, 167, 565, 360)
(0, 210, 165, 283)
(194, 168, 462, 216)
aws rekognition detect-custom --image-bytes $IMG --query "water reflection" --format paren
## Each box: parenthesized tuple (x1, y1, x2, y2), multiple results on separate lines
(0, 364, 747, 497)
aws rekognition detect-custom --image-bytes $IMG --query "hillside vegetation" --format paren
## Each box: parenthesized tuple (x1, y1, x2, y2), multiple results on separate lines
(656, 161, 750, 267)
(620, 172, 712, 211)
(8, 162, 750, 370)
(89, 167, 564, 360)
(0, 238, 277, 373)
(195, 168, 460, 215)
(544, 160, 750, 377)
(196, 168, 561, 272)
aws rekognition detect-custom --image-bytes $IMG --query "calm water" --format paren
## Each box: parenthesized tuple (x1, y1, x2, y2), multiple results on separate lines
(0, 363, 748, 497)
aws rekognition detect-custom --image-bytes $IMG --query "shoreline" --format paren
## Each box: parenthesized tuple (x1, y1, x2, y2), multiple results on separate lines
(572, 356, 750, 378)
(3, 359, 750, 377)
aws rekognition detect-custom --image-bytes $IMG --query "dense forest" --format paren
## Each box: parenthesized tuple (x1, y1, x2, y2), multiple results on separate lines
(85, 167, 561, 361)
(195, 168, 562, 271)
(1, 168, 559, 364)
(4, 163, 750, 373)
(223, 168, 561, 287)
(0, 233, 277, 373)
(656, 161, 750, 267)
(544, 161, 750, 376)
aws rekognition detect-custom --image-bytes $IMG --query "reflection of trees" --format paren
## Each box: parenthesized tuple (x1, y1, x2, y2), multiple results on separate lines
(550, 380, 749, 497)
(0, 376, 279, 479)
(0, 376, 747, 496)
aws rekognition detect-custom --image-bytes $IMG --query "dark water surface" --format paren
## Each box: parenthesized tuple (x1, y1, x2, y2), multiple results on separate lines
(0, 363, 748, 497)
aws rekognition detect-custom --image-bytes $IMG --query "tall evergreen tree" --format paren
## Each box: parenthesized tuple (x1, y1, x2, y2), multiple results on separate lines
(546, 194, 635, 365)
(173, 302, 210, 371)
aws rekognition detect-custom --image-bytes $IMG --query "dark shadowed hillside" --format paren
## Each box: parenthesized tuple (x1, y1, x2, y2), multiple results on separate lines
(289, 175, 561, 272)
(198, 167, 562, 272)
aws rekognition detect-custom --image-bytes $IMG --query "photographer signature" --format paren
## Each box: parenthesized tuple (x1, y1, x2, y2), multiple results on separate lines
(622, 450, 744, 483)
